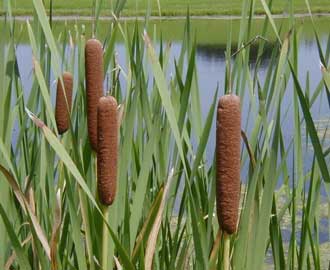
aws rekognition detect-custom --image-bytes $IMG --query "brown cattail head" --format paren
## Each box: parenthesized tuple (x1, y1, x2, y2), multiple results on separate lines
(85, 38, 104, 151)
(55, 72, 73, 135)
(97, 96, 118, 206)
(216, 94, 241, 234)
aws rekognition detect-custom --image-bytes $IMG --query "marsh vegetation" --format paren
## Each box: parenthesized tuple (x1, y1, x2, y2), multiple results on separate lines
(0, 0, 330, 269)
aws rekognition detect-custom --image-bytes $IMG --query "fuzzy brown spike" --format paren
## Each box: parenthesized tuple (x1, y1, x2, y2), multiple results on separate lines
(216, 94, 241, 234)
(55, 72, 73, 135)
(85, 38, 104, 151)
(97, 96, 118, 206)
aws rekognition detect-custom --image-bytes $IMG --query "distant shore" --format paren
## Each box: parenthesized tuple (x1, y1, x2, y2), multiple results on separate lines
(1, 12, 330, 22)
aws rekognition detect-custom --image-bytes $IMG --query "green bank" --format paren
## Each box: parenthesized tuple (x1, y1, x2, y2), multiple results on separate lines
(2, 16, 330, 46)
(2, 0, 330, 16)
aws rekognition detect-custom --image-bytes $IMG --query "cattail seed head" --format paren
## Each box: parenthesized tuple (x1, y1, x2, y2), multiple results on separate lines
(97, 96, 118, 206)
(216, 94, 241, 234)
(55, 72, 73, 135)
(85, 38, 104, 151)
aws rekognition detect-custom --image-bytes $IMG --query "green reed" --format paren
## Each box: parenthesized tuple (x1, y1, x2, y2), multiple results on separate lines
(0, 0, 329, 269)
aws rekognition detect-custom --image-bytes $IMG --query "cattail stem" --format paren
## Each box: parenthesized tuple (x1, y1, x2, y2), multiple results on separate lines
(101, 206, 109, 270)
(78, 189, 95, 270)
(223, 233, 230, 270)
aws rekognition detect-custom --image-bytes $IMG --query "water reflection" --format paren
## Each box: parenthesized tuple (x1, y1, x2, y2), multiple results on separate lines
(196, 42, 275, 65)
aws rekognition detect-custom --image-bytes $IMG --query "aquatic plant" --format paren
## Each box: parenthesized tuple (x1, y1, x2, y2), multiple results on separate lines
(0, 0, 329, 269)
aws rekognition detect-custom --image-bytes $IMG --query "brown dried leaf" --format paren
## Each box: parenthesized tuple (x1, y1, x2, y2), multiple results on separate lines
(0, 164, 51, 260)
(145, 168, 175, 270)
(51, 189, 62, 270)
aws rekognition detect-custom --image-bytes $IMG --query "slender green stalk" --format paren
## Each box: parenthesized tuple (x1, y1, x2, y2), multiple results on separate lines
(101, 206, 110, 270)
(2, 0, 330, 269)
(223, 233, 230, 270)
(78, 189, 95, 270)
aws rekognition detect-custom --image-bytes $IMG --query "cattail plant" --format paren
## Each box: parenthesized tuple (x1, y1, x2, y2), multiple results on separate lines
(97, 95, 118, 270)
(216, 94, 241, 270)
(97, 95, 118, 205)
(55, 72, 73, 135)
(85, 38, 104, 151)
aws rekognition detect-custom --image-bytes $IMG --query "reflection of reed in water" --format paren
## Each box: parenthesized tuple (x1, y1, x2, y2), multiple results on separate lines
(264, 189, 330, 269)
(303, 118, 330, 149)
(196, 42, 276, 64)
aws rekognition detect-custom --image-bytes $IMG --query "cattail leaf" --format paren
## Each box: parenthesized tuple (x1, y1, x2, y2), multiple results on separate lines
(117, 104, 125, 127)
(188, 189, 208, 269)
(260, 0, 281, 43)
(321, 66, 330, 107)
(0, 203, 32, 270)
(31, 0, 62, 78)
(0, 138, 19, 182)
(177, 37, 196, 133)
(114, 0, 127, 16)
(176, 237, 191, 269)
(50, 190, 62, 270)
(232, 161, 262, 269)
(31, 57, 58, 133)
(65, 175, 88, 270)
(289, 62, 330, 183)
(0, 163, 51, 260)
(104, 22, 118, 72)
(132, 186, 164, 262)
(5, 249, 18, 269)
(114, 256, 123, 270)
(208, 230, 222, 270)
(114, 95, 137, 229)
(78, 192, 96, 270)
(93, 0, 104, 35)
(27, 21, 57, 133)
(1, 135, 51, 262)
(129, 120, 161, 251)
(250, 123, 291, 270)
(143, 31, 188, 176)
(145, 169, 175, 270)
(190, 89, 218, 179)
(25, 108, 101, 211)
(25, 108, 134, 268)
(104, 221, 136, 270)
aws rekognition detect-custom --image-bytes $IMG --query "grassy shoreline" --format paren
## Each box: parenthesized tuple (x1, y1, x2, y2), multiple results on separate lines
(3, 10, 330, 19)
(2, 8, 330, 17)
(3, 16, 330, 46)
(1, 1, 330, 17)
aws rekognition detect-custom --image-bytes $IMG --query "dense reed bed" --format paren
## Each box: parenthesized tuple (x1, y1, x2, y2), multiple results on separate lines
(0, 0, 329, 269)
